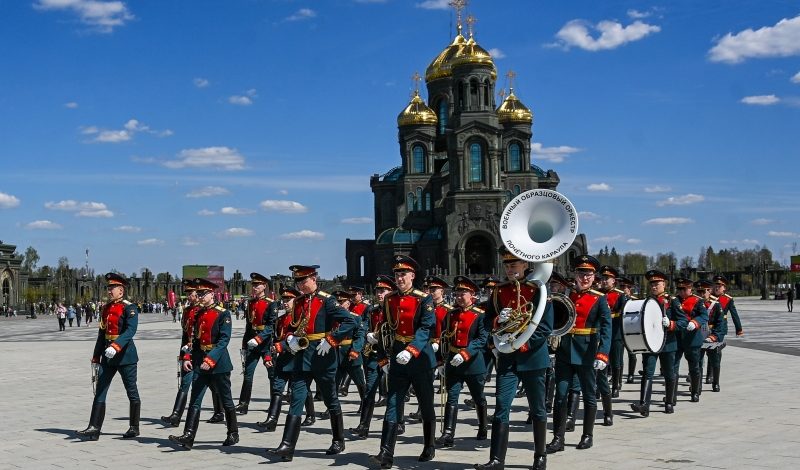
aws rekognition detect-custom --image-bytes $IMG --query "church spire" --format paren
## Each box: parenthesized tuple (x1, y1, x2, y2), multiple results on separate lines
(449, 0, 467, 36)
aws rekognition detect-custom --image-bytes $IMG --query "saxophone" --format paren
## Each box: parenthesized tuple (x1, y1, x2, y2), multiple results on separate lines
(291, 297, 311, 352)
(363, 304, 380, 357)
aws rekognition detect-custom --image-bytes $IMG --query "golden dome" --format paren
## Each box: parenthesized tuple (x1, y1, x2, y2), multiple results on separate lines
(425, 33, 467, 82)
(496, 90, 533, 124)
(449, 36, 496, 76)
(397, 91, 438, 127)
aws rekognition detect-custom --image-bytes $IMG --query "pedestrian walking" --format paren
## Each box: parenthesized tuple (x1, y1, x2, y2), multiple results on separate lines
(57, 303, 66, 330)
(787, 288, 794, 312)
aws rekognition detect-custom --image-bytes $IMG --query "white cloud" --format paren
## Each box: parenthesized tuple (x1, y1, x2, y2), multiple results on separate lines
(626, 238, 642, 244)
(587, 183, 612, 191)
(186, 186, 230, 198)
(644, 217, 694, 225)
(197, 209, 215, 216)
(33, 0, 134, 33)
(285, 8, 316, 21)
(751, 218, 774, 225)
(341, 217, 373, 224)
(137, 238, 164, 246)
(708, 15, 800, 64)
(644, 185, 671, 193)
(741, 94, 780, 105)
(530, 142, 581, 163)
(0, 192, 21, 209)
(94, 129, 132, 143)
(415, 0, 449, 9)
(182, 237, 200, 246)
(488, 48, 505, 59)
(720, 239, 760, 245)
(25, 220, 62, 230)
(792, 71, 800, 84)
(768, 230, 798, 237)
(593, 235, 623, 242)
(552, 19, 660, 51)
(44, 200, 113, 217)
(221, 227, 254, 237)
(278, 189, 289, 195)
(64, 101, 79, 109)
(578, 211, 602, 221)
(220, 206, 255, 215)
(260, 200, 308, 213)
(656, 193, 705, 206)
(193, 77, 209, 88)
(627, 9, 651, 19)
(229, 95, 253, 106)
(280, 229, 325, 240)
(113, 225, 141, 233)
(83, 118, 171, 143)
(163, 146, 245, 170)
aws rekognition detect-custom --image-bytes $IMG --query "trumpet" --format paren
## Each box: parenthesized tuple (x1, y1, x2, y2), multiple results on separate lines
(291, 300, 311, 352)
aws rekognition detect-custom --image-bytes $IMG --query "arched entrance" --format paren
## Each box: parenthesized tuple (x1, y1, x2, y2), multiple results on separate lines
(464, 234, 494, 276)
(2, 278, 10, 307)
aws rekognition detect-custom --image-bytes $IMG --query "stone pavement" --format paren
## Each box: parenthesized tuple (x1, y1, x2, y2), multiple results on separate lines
(1, 298, 799, 469)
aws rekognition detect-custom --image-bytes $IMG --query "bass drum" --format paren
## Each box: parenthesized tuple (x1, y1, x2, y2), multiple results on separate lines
(622, 298, 665, 354)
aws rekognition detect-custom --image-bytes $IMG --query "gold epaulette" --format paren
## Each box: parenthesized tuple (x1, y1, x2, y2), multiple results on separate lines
(361, 300, 370, 306)
(440, 303, 454, 310)
(692, 294, 702, 300)
(122, 300, 132, 305)
(722, 294, 732, 299)
(710, 295, 719, 301)
(613, 288, 625, 294)
(215, 305, 225, 311)
(588, 289, 604, 296)
(471, 306, 485, 314)
(412, 289, 427, 298)
(318, 290, 331, 298)
(629, 295, 639, 300)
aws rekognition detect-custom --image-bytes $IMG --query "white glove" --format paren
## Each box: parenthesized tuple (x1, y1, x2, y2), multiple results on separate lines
(498, 308, 512, 324)
(247, 338, 259, 349)
(686, 321, 697, 332)
(431, 342, 439, 353)
(316, 338, 332, 356)
(366, 332, 379, 345)
(662, 316, 670, 328)
(449, 353, 465, 367)
(396, 350, 412, 365)
(381, 363, 390, 374)
(436, 365, 445, 377)
(180, 344, 190, 353)
(277, 308, 287, 318)
(287, 335, 301, 353)
(104, 346, 117, 359)
(593, 359, 607, 371)
(491, 347, 499, 361)
(704, 336, 713, 343)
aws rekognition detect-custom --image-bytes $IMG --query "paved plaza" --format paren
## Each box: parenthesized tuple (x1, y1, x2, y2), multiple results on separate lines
(1, 297, 799, 469)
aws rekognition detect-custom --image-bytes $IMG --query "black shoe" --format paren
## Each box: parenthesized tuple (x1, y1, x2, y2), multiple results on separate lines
(208, 392, 225, 423)
(419, 419, 436, 461)
(325, 410, 345, 455)
(318, 409, 330, 420)
(222, 408, 239, 445)
(690, 373, 701, 402)
(564, 391, 579, 432)
(376, 397, 387, 407)
(576, 434, 593, 450)
(76, 402, 105, 441)
(268, 415, 301, 462)
(476, 400, 488, 440)
(713, 384, 720, 392)
(234, 402, 248, 415)
(464, 398, 476, 409)
(601, 395, 613, 426)
(207, 411, 225, 423)
(435, 404, 457, 447)
(369, 421, 398, 470)
(162, 391, 188, 427)
(122, 401, 141, 438)
(545, 436, 564, 454)
(408, 410, 422, 421)
(301, 414, 316, 427)
(397, 422, 406, 435)
(532, 454, 547, 470)
(349, 398, 375, 439)
(474, 419, 508, 470)
(626, 375, 634, 384)
(169, 407, 199, 450)
(257, 394, 283, 431)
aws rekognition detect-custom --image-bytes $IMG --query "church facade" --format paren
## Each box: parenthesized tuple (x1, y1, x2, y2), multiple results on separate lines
(345, 20, 586, 287)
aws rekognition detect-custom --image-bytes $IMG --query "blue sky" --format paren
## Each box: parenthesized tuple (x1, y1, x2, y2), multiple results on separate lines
(1, 0, 799, 279)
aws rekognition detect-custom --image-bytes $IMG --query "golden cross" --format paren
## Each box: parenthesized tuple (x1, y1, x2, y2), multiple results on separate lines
(449, 0, 467, 31)
(506, 70, 516, 90)
(412, 71, 422, 94)
(466, 14, 476, 37)
(498, 88, 506, 100)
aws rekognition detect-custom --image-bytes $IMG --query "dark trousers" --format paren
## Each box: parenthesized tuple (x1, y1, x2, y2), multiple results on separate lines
(364, 360, 382, 401)
(58, 318, 66, 331)
(674, 346, 701, 377)
(554, 361, 595, 411)
(609, 338, 624, 371)
(445, 373, 485, 407)
(642, 351, 676, 380)
(385, 368, 435, 424)
(189, 372, 234, 412)
(288, 370, 340, 416)
(495, 366, 546, 422)
(94, 363, 140, 404)
(336, 352, 366, 390)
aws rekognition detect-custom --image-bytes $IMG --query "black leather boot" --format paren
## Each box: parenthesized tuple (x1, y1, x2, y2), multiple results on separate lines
(408, 405, 422, 421)
(611, 368, 620, 398)
(601, 394, 613, 426)
(533, 419, 547, 470)
(476, 399, 488, 440)
(169, 407, 199, 450)
(235, 380, 252, 415)
(222, 408, 239, 445)
(664, 378, 675, 414)
(435, 403, 457, 447)
(369, 421, 398, 469)
(338, 375, 351, 397)
(545, 373, 555, 413)
(705, 360, 712, 384)
(162, 390, 188, 427)
(301, 393, 316, 426)
(257, 394, 283, 431)
(122, 401, 140, 438)
(690, 373, 701, 402)
(268, 414, 301, 461)
(474, 419, 508, 470)
(565, 391, 580, 432)
(355, 382, 366, 414)
(326, 410, 345, 455)
(545, 402, 566, 453)
(630, 378, 652, 417)
(672, 377, 679, 406)
(575, 404, 596, 450)
(207, 392, 225, 423)
(419, 418, 436, 461)
(76, 402, 105, 441)
(349, 397, 375, 438)
(626, 354, 636, 383)
(712, 365, 721, 392)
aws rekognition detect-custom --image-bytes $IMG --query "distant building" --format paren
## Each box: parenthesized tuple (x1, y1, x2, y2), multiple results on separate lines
(0, 241, 28, 308)
(345, 17, 586, 287)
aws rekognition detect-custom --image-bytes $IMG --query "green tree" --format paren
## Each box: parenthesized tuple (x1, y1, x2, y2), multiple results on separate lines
(21, 246, 40, 272)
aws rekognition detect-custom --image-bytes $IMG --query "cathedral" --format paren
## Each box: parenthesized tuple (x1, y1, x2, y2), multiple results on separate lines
(345, 13, 586, 287)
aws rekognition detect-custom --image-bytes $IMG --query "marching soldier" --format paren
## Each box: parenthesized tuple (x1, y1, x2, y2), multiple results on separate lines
(475, 247, 553, 470)
(436, 276, 489, 447)
(597, 266, 627, 425)
(169, 278, 239, 449)
(337, 286, 369, 403)
(76, 273, 141, 441)
(618, 277, 639, 384)
(466, 276, 499, 410)
(350, 275, 395, 439)
(547, 255, 611, 454)
(370, 255, 437, 469)
(672, 277, 708, 403)
(268, 265, 357, 462)
(630, 270, 678, 416)
(712, 275, 740, 388)
(162, 279, 201, 427)
(698, 280, 727, 392)
(235, 272, 275, 415)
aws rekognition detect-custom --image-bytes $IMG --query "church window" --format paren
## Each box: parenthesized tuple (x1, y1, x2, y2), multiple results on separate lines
(509, 142, 521, 172)
(412, 145, 425, 173)
(513, 184, 521, 195)
(438, 100, 448, 135)
(470, 78, 479, 109)
(407, 192, 415, 214)
(425, 192, 431, 211)
(470, 143, 483, 182)
(483, 79, 490, 109)
(416, 187, 423, 211)
(458, 82, 465, 110)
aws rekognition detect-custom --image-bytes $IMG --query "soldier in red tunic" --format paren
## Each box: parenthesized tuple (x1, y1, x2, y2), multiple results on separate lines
(235, 272, 276, 415)
(162, 279, 202, 426)
(672, 277, 708, 403)
(597, 265, 628, 424)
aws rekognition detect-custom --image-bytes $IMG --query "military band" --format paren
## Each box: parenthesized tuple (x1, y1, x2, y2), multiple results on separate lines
(698, 279, 727, 392)
(235, 272, 275, 415)
(672, 277, 709, 403)
(161, 278, 200, 427)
